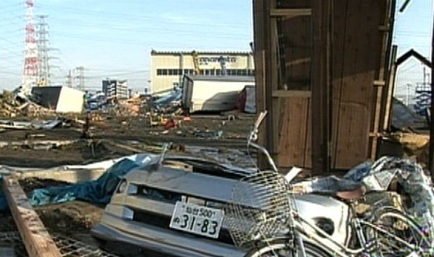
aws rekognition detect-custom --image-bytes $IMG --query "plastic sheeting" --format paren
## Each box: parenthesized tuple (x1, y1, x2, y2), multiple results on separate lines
(238, 85, 256, 114)
(0, 118, 62, 130)
(0, 192, 7, 211)
(29, 153, 165, 207)
(29, 159, 140, 206)
(0, 153, 159, 212)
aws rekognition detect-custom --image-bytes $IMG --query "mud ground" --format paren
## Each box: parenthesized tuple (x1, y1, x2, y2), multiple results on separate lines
(0, 113, 417, 257)
(0, 113, 255, 257)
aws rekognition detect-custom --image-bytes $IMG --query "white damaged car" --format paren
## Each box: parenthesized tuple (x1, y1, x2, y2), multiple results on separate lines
(91, 154, 352, 257)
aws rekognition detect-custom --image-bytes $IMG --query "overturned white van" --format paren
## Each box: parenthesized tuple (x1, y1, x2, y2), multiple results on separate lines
(181, 75, 255, 114)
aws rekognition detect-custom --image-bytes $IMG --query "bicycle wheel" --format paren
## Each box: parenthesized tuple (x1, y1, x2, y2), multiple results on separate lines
(245, 239, 331, 257)
(370, 208, 431, 256)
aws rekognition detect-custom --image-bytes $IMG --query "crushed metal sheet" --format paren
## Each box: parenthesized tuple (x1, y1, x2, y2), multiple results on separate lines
(0, 231, 118, 257)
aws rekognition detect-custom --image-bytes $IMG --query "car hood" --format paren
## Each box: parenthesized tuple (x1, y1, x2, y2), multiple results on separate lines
(125, 157, 249, 202)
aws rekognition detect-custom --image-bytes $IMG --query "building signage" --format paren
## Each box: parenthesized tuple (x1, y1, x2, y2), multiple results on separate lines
(198, 56, 237, 65)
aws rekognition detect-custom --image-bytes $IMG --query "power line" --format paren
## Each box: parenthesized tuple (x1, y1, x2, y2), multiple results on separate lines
(399, 62, 421, 73)
(1, 1, 253, 87)
(48, 24, 251, 40)
(34, 3, 251, 30)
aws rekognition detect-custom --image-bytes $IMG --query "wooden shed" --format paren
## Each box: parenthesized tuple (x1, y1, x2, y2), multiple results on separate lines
(254, 0, 396, 173)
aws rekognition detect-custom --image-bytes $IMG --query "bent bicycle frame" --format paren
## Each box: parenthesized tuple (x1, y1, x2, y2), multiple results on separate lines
(243, 112, 422, 257)
(286, 206, 421, 257)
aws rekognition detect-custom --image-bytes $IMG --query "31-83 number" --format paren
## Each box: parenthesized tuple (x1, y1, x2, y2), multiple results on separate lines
(178, 214, 219, 236)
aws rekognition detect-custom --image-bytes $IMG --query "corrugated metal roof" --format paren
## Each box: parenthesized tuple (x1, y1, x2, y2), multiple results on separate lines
(151, 50, 252, 55)
(184, 75, 255, 82)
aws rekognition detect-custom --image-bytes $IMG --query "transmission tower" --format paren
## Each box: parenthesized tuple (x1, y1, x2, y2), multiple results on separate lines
(74, 66, 85, 91)
(36, 15, 52, 86)
(66, 70, 73, 87)
(22, 0, 38, 93)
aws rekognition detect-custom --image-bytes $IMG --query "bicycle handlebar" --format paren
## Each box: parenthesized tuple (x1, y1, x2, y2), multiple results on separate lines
(248, 111, 267, 142)
(248, 111, 279, 173)
(249, 142, 278, 172)
(254, 111, 267, 132)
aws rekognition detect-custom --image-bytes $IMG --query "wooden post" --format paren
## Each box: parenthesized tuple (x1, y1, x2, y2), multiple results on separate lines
(263, 0, 278, 165)
(254, 0, 279, 169)
(429, 13, 434, 177)
(253, 0, 268, 169)
(371, 0, 393, 160)
(382, 45, 398, 131)
(311, 0, 332, 174)
(2, 176, 62, 257)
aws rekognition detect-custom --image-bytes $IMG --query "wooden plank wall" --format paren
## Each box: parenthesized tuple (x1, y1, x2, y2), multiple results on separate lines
(254, 0, 393, 171)
(331, 0, 390, 168)
(276, 0, 312, 169)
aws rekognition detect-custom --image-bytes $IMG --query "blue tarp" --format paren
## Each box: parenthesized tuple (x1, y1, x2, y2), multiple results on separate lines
(0, 153, 158, 212)
(29, 159, 140, 206)
(152, 87, 182, 112)
(0, 191, 7, 211)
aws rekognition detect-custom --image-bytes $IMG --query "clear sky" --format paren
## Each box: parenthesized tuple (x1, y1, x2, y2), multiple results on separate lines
(394, 0, 433, 102)
(0, 0, 253, 92)
(0, 0, 432, 95)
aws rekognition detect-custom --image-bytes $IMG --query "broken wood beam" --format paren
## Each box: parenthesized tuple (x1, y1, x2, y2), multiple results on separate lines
(103, 140, 146, 153)
(272, 90, 311, 98)
(270, 8, 311, 18)
(2, 175, 62, 257)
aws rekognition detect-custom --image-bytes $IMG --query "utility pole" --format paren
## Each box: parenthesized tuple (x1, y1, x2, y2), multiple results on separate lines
(406, 83, 411, 106)
(424, 66, 427, 85)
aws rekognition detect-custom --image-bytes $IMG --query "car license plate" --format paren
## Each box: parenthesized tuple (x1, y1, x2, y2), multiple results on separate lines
(169, 201, 224, 239)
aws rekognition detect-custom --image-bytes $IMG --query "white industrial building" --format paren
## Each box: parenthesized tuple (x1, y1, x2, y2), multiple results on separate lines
(150, 50, 255, 94)
(102, 79, 129, 99)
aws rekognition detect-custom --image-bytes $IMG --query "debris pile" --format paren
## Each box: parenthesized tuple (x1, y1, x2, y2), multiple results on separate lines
(115, 96, 150, 116)
(0, 90, 53, 117)
(389, 132, 430, 167)
(86, 92, 109, 111)
(151, 88, 183, 114)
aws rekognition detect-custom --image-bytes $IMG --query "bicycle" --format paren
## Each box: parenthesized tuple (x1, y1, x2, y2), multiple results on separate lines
(224, 111, 433, 257)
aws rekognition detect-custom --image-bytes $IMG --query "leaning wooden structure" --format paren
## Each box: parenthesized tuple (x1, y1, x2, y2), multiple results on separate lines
(254, 0, 396, 173)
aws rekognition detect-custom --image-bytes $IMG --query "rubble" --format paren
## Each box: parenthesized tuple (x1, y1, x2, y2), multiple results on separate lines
(0, 90, 431, 257)
(0, 90, 53, 117)
(192, 129, 223, 139)
(389, 132, 430, 166)
(151, 87, 182, 114)
(0, 118, 64, 130)
(113, 95, 150, 116)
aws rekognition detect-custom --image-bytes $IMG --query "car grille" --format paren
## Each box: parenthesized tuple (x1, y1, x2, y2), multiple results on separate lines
(135, 185, 182, 204)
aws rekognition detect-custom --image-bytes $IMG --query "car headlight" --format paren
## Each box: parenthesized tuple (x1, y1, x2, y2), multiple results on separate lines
(117, 180, 128, 194)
